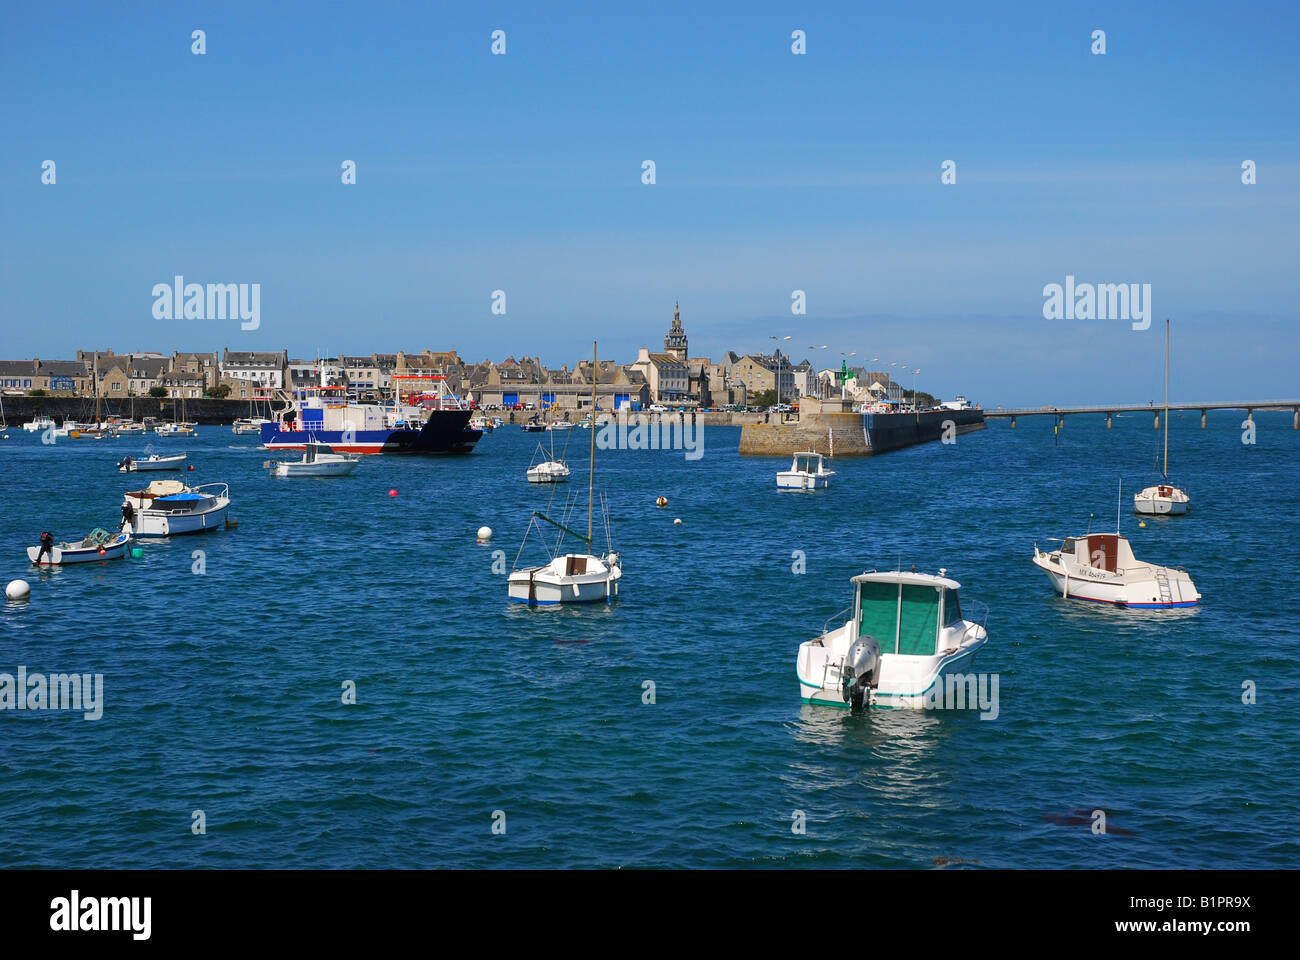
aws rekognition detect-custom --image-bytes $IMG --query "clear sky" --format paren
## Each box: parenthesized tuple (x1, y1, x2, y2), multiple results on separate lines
(1, 1, 1296, 405)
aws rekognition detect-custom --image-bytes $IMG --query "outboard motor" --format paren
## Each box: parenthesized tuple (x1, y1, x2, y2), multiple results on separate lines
(839, 636, 880, 712)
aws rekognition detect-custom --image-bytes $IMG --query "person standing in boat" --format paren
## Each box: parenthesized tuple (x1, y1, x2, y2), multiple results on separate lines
(33, 531, 55, 566)
(121, 500, 136, 532)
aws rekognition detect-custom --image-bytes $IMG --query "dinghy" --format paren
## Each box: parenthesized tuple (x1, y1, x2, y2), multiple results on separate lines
(797, 569, 989, 709)
(118, 453, 187, 472)
(27, 529, 130, 566)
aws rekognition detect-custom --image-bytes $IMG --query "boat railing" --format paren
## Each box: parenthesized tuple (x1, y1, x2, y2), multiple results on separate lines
(820, 606, 852, 639)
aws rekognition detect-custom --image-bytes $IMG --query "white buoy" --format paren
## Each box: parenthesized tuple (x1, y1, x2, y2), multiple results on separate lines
(477, 525, 493, 543)
(6, 579, 31, 601)
(673, 518, 682, 526)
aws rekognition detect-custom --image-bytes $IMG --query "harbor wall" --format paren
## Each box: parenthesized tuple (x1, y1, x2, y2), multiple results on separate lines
(0, 396, 261, 426)
(1, 396, 773, 429)
(738, 409, 986, 457)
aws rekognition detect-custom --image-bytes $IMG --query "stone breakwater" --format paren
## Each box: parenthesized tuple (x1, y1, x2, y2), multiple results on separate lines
(738, 409, 986, 457)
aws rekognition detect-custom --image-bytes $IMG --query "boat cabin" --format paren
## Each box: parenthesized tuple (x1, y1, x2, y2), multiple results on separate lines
(1058, 534, 1138, 573)
(852, 573, 963, 658)
(790, 452, 828, 474)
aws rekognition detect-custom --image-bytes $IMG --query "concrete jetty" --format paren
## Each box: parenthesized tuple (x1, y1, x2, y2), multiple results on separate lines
(738, 398, 985, 457)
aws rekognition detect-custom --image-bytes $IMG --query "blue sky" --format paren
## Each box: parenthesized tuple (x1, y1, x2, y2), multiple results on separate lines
(1, 1, 1296, 405)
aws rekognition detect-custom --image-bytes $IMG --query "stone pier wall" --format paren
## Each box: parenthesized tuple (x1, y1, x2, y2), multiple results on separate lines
(738, 409, 986, 457)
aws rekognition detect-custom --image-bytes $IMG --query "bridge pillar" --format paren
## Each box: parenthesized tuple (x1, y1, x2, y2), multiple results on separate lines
(1201, 409, 1207, 429)
(1106, 412, 1112, 429)
(1247, 409, 1254, 423)
(1153, 411, 1160, 430)
(1294, 408, 1298, 430)
(1010, 416, 1016, 429)
(1057, 414, 1064, 431)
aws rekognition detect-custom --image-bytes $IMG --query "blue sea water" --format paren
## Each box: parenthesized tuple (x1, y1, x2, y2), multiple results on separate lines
(1, 412, 1297, 869)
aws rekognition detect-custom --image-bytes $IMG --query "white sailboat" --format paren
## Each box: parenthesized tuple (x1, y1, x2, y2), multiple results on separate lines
(508, 341, 622, 605)
(525, 426, 571, 483)
(1134, 318, 1190, 515)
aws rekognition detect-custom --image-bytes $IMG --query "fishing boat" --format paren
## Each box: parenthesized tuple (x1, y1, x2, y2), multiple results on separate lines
(520, 416, 545, 433)
(508, 341, 623, 605)
(1033, 484, 1200, 607)
(1135, 319, 1190, 515)
(469, 416, 495, 433)
(265, 442, 360, 477)
(118, 453, 187, 472)
(261, 374, 479, 454)
(122, 481, 230, 536)
(777, 451, 835, 490)
(22, 415, 56, 433)
(27, 529, 130, 566)
(797, 569, 989, 710)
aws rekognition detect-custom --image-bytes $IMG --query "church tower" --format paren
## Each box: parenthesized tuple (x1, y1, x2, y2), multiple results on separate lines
(664, 301, 688, 361)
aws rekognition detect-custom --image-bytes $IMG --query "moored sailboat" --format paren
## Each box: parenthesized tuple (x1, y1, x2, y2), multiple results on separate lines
(1135, 319, 1190, 515)
(508, 341, 622, 605)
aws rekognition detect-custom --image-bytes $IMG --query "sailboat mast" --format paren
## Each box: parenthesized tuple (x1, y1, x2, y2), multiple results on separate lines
(588, 340, 597, 544)
(1163, 318, 1170, 478)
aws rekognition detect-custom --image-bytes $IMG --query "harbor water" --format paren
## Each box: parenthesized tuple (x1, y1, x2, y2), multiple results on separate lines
(1, 412, 1297, 868)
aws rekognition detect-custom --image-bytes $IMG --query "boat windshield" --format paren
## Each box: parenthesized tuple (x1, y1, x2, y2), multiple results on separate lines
(858, 580, 940, 656)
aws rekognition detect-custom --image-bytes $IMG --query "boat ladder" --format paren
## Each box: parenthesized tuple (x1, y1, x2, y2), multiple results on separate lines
(1154, 569, 1174, 605)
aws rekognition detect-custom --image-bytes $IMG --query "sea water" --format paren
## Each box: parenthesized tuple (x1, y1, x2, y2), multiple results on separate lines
(0, 412, 1296, 868)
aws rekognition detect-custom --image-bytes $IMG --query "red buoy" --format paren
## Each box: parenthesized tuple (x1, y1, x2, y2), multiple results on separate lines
(188, 465, 195, 471)
(388, 489, 398, 497)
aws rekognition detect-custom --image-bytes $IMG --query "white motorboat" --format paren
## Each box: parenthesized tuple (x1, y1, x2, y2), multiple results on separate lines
(232, 417, 272, 435)
(469, 416, 495, 433)
(118, 453, 187, 472)
(111, 421, 146, 436)
(797, 569, 989, 710)
(509, 341, 623, 605)
(27, 529, 130, 566)
(122, 480, 230, 536)
(155, 422, 196, 436)
(545, 420, 574, 431)
(266, 442, 360, 477)
(22, 416, 55, 433)
(1032, 532, 1200, 608)
(777, 451, 835, 490)
(1135, 318, 1190, 515)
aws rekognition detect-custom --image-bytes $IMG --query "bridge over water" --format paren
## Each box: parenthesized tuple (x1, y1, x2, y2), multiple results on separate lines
(984, 400, 1300, 430)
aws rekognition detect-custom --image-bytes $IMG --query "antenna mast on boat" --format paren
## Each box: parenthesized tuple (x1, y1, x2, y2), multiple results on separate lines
(1163, 317, 1170, 480)
(588, 340, 597, 545)
(1116, 479, 1123, 534)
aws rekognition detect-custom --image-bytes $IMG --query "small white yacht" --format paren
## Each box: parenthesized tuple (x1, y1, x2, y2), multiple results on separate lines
(797, 570, 989, 710)
(155, 422, 196, 436)
(122, 480, 230, 536)
(1133, 482, 1189, 515)
(525, 432, 571, 484)
(118, 453, 187, 472)
(1032, 532, 1200, 608)
(777, 451, 835, 490)
(232, 417, 272, 435)
(1135, 319, 1190, 515)
(266, 442, 360, 477)
(23, 416, 56, 433)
